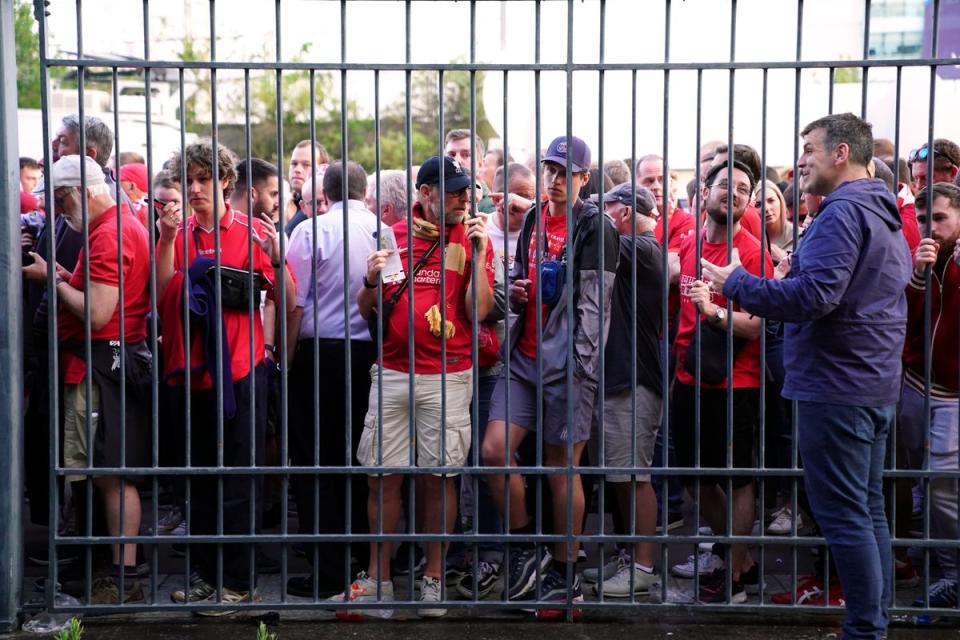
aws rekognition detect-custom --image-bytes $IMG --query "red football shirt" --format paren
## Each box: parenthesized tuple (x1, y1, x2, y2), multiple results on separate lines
(674, 226, 772, 389)
(160, 203, 289, 388)
(380, 210, 496, 374)
(516, 206, 568, 359)
(655, 208, 696, 326)
(59, 205, 152, 384)
(739, 205, 762, 240)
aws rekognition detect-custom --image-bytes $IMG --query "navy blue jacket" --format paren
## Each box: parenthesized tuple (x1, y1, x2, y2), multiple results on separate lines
(723, 178, 911, 407)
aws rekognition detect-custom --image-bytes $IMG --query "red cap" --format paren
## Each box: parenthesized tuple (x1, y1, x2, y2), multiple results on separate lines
(119, 163, 149, 193)
(20, 191, 39, 213)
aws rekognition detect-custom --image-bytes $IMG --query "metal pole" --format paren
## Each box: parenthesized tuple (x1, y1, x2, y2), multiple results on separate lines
(0, 0, 24, 630)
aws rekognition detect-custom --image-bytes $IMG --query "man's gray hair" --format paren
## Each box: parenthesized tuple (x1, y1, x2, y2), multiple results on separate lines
(369, 170, 409, 219)
(62, 114, 114, 169)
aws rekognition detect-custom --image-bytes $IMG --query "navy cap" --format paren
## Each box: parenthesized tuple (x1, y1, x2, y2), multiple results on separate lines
(416, 156, 473, 192)
(543, 135, 591, 173)
(603, 183, 658, 217)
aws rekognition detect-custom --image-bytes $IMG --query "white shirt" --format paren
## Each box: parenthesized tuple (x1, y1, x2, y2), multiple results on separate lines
(487, 214, 521, 271)
(286, 199, 379, 341)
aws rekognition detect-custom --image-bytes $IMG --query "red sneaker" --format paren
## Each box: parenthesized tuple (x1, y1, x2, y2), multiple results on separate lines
(895, 557, 920, 588)
(807, 577, 845, 607)
(771, 575, 823, 605)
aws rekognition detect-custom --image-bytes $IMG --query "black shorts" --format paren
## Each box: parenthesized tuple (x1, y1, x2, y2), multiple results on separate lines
(670, 382, 759, 490)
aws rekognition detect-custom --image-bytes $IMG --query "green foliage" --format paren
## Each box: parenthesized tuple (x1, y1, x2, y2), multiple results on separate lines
(14, 0, 41, 108)
(256, 621, 277, 640)
(53, 618, 83, 640)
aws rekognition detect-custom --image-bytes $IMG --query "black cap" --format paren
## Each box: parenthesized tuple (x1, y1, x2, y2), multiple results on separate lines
(603, 183, 658, 216)
(416, 156, 473, 192)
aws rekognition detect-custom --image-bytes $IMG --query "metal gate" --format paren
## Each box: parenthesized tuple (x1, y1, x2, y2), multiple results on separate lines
(2, 0, 959, 630)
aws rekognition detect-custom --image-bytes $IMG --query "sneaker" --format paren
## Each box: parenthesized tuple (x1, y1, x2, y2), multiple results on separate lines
(505, 546, 552, 600)
(171, 580, 216, 604)
(286, 574, 348, 599)
(90, 576, 145, 604)
(194, 586, 261, 617)
(582, 551, 627, 584)
(770, 575, 844, 606)
(656, 511, 685, 533)
(457, 561, 501, 599)
(671, 550, 724, 579)
(739, 563, 766, 596)
(418, 575, 446, 617)
(912, 578, 958, 609)
(332, 571, 394, 620)
(167, 519, 187, 537)
(895, 557, 920, 588)
(156, 507, 184, 535)
(392, 546, 426, 578)
(594, 563, 659, 597)
(698, 570, 746, 604)
(528, 569, 583, 620)
(767, 506, 803, 535)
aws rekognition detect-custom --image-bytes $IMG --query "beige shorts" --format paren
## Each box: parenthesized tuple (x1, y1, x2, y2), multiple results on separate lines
(590, 385, 662, 482)
(63, 382, 101, 484)
(357, 365, 473, 474)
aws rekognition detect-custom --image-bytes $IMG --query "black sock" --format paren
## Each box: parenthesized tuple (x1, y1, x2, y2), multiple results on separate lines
(510, 522, 535, 549)
(112, 563, 139, 581)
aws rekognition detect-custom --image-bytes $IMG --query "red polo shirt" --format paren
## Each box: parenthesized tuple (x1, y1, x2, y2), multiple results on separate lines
(159, 203, 290, 388)
(59, 205, 152, 384)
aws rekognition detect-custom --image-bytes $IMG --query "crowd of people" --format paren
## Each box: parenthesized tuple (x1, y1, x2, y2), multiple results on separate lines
(17, 111, 960, 637)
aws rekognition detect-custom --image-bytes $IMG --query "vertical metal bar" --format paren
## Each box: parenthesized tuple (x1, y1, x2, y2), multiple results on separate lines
(402, 0, 415, 600)
(0, 0, 24, 628)
(338, 0, 355, 601)
(917, 0, 941, 608)
(757, 64, 769, 604)
(828, 67, 835, 114)
(860, 0, 871, 119)
(691, 65, 703, 602)
(724, 0, 737, 603)
(141, 0, 161, 606)
(33, 0, 60, 613)
(243, 63, 256, 597)
(595, 0, 608, 602)
(790, 0, 804, 603)
(563, 0, 575, 616)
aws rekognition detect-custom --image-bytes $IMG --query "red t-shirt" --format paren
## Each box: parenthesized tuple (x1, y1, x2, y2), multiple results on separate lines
(516, 206, 568, 359)
(655, 208, 696, 326)
(674, 227, 772, 388)
(655, 208, 696, 252)
(59, 205, 152, 384)
(380, 215, 496, 374)
(739, 205, 762, 239)
(160, 204, 286, 388)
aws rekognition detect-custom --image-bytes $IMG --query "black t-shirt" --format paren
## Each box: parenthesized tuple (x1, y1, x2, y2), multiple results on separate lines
(603, 231, 664, 396)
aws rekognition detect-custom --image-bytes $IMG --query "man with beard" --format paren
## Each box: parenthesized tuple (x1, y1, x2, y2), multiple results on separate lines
(231, 158, 281, 228)
(900, 183, 960, 609)
(670, 159, 770, 603)
(701, 113, 911, 638)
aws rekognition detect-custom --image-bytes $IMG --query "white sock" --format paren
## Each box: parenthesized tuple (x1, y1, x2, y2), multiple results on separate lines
(636, 563, 654, 574)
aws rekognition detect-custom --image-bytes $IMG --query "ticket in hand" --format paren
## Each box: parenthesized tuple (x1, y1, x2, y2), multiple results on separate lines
(375, 227, 406, 283)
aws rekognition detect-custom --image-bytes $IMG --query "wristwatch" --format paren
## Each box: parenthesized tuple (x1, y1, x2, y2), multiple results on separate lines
(362, 275, 378, 289)
(712, 307, 727, 325)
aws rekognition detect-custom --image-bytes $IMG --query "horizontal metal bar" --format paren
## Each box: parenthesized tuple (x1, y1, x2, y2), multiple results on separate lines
(43, 56, 958, 72)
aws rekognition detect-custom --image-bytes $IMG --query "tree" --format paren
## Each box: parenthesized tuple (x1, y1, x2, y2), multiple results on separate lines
(15, 0, 41, 108)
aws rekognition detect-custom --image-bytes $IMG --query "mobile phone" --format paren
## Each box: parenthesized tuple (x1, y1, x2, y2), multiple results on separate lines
(153, 198, 168, 214)
(22, 251, 35, 267)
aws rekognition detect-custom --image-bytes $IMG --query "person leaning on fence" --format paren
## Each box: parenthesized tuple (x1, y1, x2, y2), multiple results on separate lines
(155, 139, 297, 613)
(345, 155, 494, 618)
(22, 155, 153, 605)
(583, 183, 665, 598)
(283, 161, 378, 599)
(668, 159, 771, 604)
(900, 183, 960, 609)
(700, 113, 912, 639)
(481, 135, 619, 608)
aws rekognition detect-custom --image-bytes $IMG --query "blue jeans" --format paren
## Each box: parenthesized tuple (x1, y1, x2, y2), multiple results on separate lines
(797, 400, 894, 640)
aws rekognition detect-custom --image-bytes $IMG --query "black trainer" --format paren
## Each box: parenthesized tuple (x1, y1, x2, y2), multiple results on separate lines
(505, 546, 552, 600)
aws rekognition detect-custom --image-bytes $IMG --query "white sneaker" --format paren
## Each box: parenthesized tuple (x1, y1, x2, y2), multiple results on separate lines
(670, 550, 724, 579)
(767, 506, 803, 535)
(581, 551, 627, 584)
(594, 564, 659, 597)
(417, 575, 446, 618)
(332, 571, 394, 620)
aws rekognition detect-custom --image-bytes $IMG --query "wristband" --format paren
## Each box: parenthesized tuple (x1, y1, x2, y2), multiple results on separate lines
(271, 261, 283, 268)
(362, 275, 378, 289)
(265, 344, 276, 354)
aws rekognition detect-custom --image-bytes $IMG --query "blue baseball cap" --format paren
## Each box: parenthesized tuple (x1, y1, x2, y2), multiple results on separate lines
(543, 135, 591, 173)
(416, 156, 473, 192)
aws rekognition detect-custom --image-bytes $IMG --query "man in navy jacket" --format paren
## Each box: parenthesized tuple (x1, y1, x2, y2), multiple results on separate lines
(700, 113, 911, 639)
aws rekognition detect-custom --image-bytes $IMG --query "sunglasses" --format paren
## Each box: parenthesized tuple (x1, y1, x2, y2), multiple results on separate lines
(909, 146, 959, 167)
